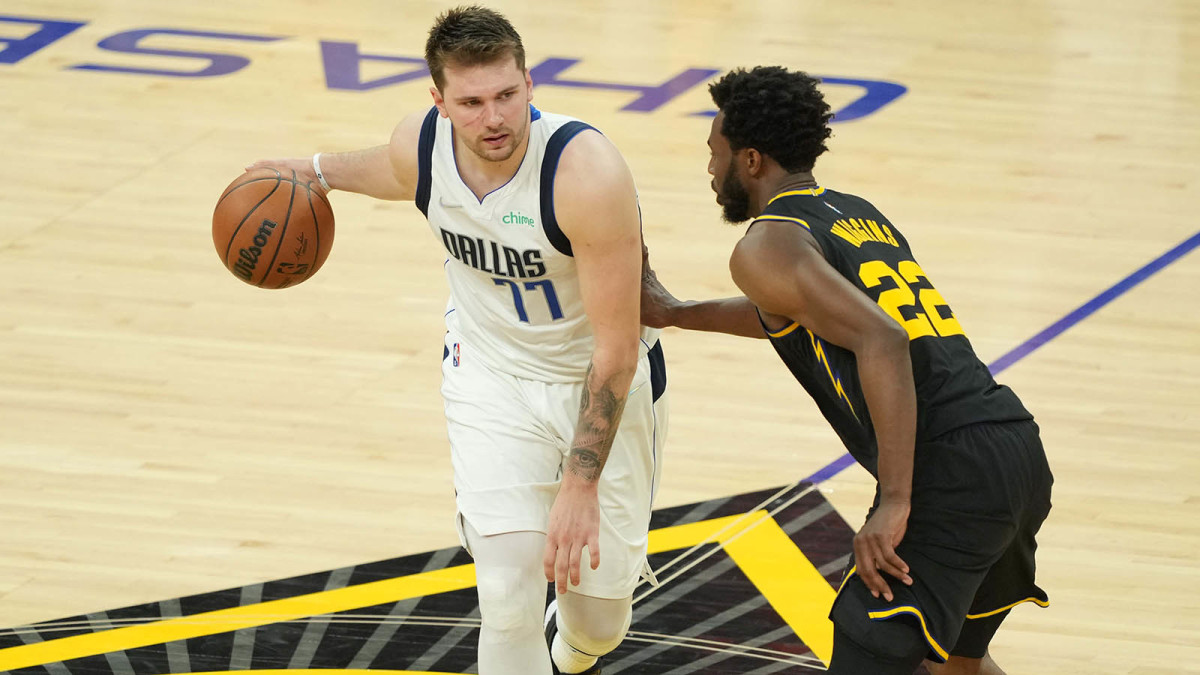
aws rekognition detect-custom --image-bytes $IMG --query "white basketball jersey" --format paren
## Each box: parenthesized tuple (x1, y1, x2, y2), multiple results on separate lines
(415, 105, 659, 382)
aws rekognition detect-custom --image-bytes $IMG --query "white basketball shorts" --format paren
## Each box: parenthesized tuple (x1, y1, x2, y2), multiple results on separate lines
(441, 329, 668, 599)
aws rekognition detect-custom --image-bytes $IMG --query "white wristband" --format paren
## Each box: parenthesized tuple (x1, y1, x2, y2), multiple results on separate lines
(312, 153, 332, 192)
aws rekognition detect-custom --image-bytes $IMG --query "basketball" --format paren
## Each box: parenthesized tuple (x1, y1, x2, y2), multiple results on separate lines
(212, 167, 334, 289)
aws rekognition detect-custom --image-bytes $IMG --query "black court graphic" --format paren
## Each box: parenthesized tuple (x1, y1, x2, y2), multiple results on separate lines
(0, 484, 886, 674)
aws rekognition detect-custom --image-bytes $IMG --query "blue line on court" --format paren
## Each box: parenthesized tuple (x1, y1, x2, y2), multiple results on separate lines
(803, 229, 1200, 485)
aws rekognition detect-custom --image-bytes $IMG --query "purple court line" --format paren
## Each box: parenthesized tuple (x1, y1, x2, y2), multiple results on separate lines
(802, 229, 1200, 485)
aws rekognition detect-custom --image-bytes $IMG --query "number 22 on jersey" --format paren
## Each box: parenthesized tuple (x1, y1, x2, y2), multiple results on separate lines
(859, 260, 966, 340)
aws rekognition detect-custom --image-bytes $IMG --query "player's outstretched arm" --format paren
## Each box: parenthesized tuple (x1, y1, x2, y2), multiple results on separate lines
(542, 130, 641, 594)
(641, 245, 765, 338)
(729, 219, 916, 602)
(245, 109, 425, 201)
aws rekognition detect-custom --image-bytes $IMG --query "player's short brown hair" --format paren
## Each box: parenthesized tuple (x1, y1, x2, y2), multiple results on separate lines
(425, 5, 526, 90)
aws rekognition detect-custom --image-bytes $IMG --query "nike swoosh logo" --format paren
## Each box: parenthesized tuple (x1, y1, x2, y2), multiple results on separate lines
(628, 384, 644, 396)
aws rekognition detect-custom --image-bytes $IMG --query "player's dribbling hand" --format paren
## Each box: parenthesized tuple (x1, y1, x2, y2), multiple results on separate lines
(852, 499, 913, 602)
(244, 158, 319, 187)
(543, 480, 601, 594)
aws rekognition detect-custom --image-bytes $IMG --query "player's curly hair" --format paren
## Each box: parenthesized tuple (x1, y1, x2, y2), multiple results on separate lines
(426, 5, 526, 90)
(709, 67, 833, 173)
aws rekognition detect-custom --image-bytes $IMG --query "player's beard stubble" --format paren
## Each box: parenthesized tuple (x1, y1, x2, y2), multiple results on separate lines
(718, 158, 753, 224)
(470, 116, 527, 164)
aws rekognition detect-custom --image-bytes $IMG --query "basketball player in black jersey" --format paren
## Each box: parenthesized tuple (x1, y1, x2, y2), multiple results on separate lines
(641, 66, 1053, 674)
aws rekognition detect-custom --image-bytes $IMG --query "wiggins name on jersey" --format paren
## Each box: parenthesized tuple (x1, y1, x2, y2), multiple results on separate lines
(415, 105, 659, 382)
(755, 187, 1032, 476)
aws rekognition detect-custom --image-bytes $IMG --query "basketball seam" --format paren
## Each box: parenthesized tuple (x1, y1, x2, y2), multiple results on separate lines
(308, 182, 323, 279)
(258, 170, 298, 288)
(215, 167, 281, 208)
(223, 176, 284, 265)
(309, 181, 332, 210)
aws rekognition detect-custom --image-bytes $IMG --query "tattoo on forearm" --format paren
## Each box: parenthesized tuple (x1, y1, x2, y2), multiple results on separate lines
(568, 362, 628, 482)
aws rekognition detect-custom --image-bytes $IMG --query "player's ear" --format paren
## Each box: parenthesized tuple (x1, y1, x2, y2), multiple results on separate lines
(430, 86, 449, 117)
(524, 69, 534, 102)
(745, 148, 764, 177)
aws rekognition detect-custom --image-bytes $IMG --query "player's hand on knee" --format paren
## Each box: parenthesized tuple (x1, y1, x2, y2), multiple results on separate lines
(852, 499, 913, 602)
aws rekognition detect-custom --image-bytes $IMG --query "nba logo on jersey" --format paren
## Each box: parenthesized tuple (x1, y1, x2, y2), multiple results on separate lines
(452, 342, 461, 367)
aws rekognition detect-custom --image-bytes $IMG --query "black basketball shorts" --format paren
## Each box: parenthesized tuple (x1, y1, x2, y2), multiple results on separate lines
(829, 419, 1053, 662)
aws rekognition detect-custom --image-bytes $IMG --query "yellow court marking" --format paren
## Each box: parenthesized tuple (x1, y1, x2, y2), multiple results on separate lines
(0, 566, 476, 672)
(189, 671, 452, 675)
(0, 510, 836, 670)
(647, 511, 834, 665)
(723, 517, 835, 665)
(646, 512, 749, 553)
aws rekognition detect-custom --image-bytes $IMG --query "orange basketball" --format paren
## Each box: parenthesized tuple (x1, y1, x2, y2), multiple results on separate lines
(212, 168, 334, 289)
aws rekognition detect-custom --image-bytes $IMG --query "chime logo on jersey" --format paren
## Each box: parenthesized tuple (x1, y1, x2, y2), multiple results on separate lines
(502, 211, 535, 227)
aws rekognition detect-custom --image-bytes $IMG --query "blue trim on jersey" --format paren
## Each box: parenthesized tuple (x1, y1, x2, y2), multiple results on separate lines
(650, 398, 659, 508)
(421, 105, 545, 212)
(641, 338, 666, 510)
(415, 106, 440, 216)
(538, 121, 597, 257)
(648, 340, 667, 403)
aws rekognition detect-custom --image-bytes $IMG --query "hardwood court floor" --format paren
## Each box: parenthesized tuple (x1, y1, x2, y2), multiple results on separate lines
(1, 1, 1198, 673)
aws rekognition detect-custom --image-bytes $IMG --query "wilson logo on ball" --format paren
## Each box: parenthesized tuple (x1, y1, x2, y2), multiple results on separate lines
(213, 168, 335, 289)
(232, 219, 279, 281)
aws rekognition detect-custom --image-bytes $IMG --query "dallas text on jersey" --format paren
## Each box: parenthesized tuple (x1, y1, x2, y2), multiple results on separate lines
(440, 228, 547, 279)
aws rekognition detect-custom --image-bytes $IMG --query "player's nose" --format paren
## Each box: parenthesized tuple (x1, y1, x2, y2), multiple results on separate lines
(485, 102, 504, 126)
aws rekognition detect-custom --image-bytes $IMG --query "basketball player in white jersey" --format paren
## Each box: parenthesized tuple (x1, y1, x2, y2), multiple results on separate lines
(248, 6, 667, 674)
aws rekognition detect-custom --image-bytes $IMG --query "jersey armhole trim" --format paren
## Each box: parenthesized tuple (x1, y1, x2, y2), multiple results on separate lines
(539, 121, 598, 257)
(415, 106, 440, 217)
(766, 320, 801, 339)
(648, 340, 667, 402)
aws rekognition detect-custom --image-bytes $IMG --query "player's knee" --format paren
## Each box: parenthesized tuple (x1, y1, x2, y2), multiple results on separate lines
(475, 567, 540, 638)
(559, 621, 626, 657)
(557, 597, 632, 656)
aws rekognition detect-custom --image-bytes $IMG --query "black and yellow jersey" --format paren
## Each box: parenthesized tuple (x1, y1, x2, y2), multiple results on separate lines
(755, 187, 1032, 476)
